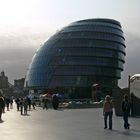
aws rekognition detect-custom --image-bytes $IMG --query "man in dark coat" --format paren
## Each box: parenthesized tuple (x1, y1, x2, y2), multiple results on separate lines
(52, 94, 59, 110)
(0, 96, 5, 121)
(122, 94, 131, 129)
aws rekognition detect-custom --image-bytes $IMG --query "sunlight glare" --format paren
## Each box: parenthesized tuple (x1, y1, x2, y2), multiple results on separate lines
(0, 0, 34, 24)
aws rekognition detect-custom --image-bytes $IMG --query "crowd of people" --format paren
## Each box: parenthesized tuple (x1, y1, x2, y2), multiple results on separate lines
(0, 92, 132, 130)
(14, 96, 34, 115)
(0, 95, 34, 120)
(0, 95, 14, 121)
(0, 93, 60, 121)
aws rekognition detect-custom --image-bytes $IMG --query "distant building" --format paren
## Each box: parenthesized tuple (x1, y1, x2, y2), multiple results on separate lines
(129, 74, 140, 116)
(0, 71, 9, 89)
(13, 78, 27, 97)
(130, 74, 140, 99)
(14, 78, 25, 89)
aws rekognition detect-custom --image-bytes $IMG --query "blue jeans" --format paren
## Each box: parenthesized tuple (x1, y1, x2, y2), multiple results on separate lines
(123, 112, 129, 129)
(104, 111, 113, 129)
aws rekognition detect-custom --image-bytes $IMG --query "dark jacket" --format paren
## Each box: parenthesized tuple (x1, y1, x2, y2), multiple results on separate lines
(0, 97, 4, 109)
(122, 100, 130, 114)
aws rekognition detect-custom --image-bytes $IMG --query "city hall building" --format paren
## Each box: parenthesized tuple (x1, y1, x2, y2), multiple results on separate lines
(25, 18, 125, 98)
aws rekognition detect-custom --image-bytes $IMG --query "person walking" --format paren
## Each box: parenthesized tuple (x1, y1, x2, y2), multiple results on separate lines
(52, 94, 59, 110)
(42, 97, 48, 110)
(19, 98, 24, 115)
(15, 98, 20, 111)
(103, 95, 113, 130)
(10, 96, 14, 109)
(27, 97, 31, 111)
(24, 97, 28, 115)
(32, 97, 36, 110)
(121, 94, 131, 129)
(0, 95, 5, 121)
(5, 97, 10, 111)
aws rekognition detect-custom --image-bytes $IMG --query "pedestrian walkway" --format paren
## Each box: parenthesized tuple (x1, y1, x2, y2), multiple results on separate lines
(0, 106, 140, 140)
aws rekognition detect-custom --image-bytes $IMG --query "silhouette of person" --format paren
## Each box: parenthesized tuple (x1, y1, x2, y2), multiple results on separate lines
(122, 94, 131, 129)
(52, 94, 59, 110)
(0, 96, 5, 121)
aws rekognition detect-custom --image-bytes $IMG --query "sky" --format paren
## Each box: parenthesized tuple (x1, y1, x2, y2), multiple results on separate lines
(0, 0, 140, 88)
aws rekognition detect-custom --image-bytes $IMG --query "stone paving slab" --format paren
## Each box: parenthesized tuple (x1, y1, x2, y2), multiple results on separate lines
(0, 106, 140, 140)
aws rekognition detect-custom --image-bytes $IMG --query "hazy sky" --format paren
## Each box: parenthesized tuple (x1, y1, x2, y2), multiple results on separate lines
(0, 0, 140, 88)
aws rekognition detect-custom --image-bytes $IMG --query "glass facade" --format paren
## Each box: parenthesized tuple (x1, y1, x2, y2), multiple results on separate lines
(26, 18, 125, 97)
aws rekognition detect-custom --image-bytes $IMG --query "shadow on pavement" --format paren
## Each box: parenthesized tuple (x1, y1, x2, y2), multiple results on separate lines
(21, 114, 31, 116)
(0, 120, 4, 123)
(56, 108, 64, 111)
(130, 129, 140, 133)
(111, 129, 140, 138)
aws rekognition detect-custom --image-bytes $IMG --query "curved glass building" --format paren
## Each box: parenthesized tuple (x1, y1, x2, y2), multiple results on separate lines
(26, 18, 125, 98)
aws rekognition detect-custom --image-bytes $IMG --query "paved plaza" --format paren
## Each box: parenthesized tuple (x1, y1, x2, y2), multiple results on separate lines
(0, 105, 140, 140)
